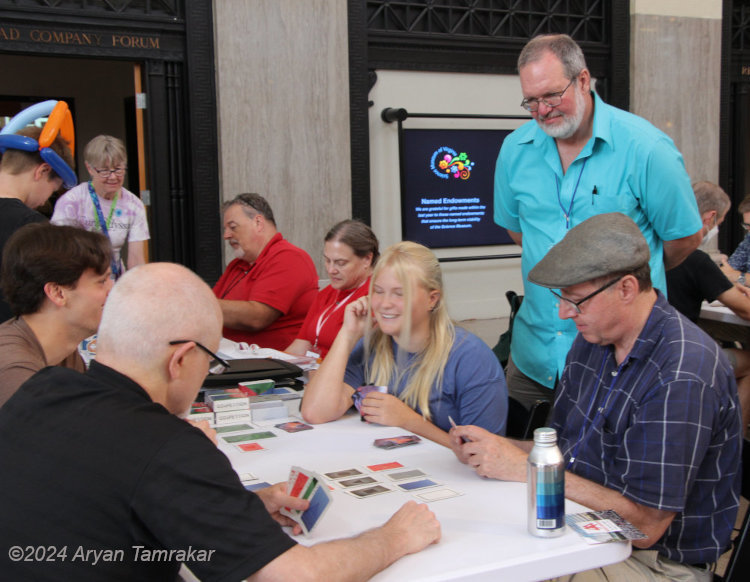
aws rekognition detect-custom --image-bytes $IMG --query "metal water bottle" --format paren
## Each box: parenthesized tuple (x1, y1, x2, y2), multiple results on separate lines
(527, 427, 565, 537)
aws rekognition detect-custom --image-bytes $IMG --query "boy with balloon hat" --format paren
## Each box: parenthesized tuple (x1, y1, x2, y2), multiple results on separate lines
(0, 100, 77, 321)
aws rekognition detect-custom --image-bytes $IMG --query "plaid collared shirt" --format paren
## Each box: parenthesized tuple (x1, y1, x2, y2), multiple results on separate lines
(551, 291, 742, 564)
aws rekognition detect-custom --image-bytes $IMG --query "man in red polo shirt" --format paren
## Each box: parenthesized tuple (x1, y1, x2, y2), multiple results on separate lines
(213, 193, 318, 350)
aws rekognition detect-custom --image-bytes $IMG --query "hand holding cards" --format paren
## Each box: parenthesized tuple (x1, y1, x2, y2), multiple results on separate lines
(352, 385, 387, 419)
(279, 466, 332, 535)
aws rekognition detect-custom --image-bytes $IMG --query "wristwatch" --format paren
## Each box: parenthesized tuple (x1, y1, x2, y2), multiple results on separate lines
(739, 273, 747, 285)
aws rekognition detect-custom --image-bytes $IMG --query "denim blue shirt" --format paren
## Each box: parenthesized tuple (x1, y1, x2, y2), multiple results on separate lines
(551, 292, 741, 564)
(344, 327, 507, 435)
(494, 92, 702, 388)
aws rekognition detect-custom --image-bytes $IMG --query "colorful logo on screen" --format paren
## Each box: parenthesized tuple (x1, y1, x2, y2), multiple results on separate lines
(430, 147, 474, 180)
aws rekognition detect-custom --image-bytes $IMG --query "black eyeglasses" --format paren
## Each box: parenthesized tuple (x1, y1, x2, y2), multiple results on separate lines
(520, 76, 577, 112)
(169, 340, 231, 375)
(92, 166, 126, 178)
(549, 276, 623, 315)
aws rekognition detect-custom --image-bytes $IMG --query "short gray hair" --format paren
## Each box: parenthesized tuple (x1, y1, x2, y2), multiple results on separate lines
(518, 34, 587, 79)
(693, 181, 730, 217)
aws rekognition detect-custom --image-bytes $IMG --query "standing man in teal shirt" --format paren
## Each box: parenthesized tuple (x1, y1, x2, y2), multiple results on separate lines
(495, 34, 702, 409)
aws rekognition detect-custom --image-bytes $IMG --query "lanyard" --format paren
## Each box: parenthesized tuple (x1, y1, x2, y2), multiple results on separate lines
(313, 281, 367, 349)
(88, 181, 119, 233)
(88, 182, 122, 279)
(555, 158, 588, 229)
(220, 266, 252, 299)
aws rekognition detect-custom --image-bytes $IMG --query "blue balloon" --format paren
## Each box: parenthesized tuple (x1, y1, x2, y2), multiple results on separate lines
(40, 147, 77, 189)
(0, 134, 38, 153)
(0, 100, 58, 135)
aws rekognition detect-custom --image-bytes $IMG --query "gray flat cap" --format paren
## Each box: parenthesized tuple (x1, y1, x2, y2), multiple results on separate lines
(528, 213, 650, 288)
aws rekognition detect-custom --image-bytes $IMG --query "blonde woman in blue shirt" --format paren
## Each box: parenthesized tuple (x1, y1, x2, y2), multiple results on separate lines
(302, 241, 507, 447)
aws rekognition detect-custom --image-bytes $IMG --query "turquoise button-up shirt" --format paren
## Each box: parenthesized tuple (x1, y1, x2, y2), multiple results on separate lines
(494, 92, 702, 388)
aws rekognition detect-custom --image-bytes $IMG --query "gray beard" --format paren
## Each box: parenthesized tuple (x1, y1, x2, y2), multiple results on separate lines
(538, 89, 586, 139)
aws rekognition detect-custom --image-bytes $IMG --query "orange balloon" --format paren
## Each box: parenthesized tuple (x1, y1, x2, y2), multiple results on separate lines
(38, 101, 69, 150)
(60, 108, 75, 155)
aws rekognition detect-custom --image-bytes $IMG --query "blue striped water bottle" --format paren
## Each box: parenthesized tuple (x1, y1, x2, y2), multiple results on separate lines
(527, 427, 565, 537)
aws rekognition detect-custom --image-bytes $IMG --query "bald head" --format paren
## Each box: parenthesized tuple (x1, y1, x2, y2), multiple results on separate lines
(97, 263, 222, 368)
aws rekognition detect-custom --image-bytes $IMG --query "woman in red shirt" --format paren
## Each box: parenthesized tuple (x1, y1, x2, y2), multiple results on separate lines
(285, 220, 378, 360)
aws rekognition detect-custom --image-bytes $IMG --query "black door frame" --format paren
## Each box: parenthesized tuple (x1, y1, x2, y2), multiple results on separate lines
(0, 1, 222, 283)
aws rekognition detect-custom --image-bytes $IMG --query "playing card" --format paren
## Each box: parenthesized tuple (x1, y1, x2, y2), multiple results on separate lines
(373, 435, 421, 449)
(324, 468, 364, 480)
(352, 385, 387, 413)
(395, 478, 440, 491)
(347, 484, 394, 499)
(243, 481, 272, 492)
(275, 421, 313, 433)
(298, 480, 332, 535)
(384, 469, 427, 481)
(222, 431, 276, 444)
(235, 442, 265, 452)
(566, 510, 647, 544)
(338, 476, 378, 488)
(416, 488, 464, 502)
(367, 461, 404, 472)
(215, 423, 255, 434)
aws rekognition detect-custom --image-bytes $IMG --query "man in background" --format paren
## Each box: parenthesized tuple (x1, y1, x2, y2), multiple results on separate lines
(0, 126, 75, 321)
(0, 262, 440, 580)
(0, 222, 112, 406)
(213, 193, 318, 350)
(494, 34, 702, 409)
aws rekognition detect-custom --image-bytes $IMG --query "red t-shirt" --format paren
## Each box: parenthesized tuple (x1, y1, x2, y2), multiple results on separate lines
(296, 278, 370, 358)
(213, 233, 318, 350)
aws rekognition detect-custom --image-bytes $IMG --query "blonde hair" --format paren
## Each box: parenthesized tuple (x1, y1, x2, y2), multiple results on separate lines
(364, 241, 454, 420)
(84, 135, 127, 168)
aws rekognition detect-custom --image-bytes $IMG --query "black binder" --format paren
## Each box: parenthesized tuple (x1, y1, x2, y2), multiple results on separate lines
(201, 358, 303, 390)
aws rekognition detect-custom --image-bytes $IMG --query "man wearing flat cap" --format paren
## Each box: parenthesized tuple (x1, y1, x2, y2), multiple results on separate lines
(450, 213, 741, 581)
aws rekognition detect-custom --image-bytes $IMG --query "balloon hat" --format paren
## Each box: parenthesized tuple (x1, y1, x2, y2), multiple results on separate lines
(0, 100, 77, 188)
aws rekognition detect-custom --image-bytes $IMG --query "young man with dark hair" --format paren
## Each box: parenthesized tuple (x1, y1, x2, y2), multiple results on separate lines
(0, 222, 113, 406)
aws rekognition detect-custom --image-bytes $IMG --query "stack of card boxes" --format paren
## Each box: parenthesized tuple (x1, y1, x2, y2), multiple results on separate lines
(187, 382, 302, 426)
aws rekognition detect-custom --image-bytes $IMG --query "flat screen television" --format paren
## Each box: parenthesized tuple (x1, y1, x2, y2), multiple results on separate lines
(400, 128, 514, 249)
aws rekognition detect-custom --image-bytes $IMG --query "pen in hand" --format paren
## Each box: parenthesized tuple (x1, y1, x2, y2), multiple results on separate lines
(448, 416, 470, 443)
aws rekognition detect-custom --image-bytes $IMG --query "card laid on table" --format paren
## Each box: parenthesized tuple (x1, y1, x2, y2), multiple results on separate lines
(395, 478, 440, 492)
(347, 484, 394, 499)
(384, 468, 427, 481)
(324, 468, 364, 480)
(373, 435, 421, 449)
(367, 461, 403, 472)
(275, 421, 313, 433)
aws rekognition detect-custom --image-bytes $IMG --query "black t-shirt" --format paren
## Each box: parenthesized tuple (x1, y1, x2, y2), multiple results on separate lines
(0, 198, 46, 322)
(666, 249, 733, 321)
(0, 362, 296, 581)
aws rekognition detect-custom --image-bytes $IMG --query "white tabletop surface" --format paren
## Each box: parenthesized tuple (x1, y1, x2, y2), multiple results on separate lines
(219, 413, 630, 582)
(700, 301, 750, 326)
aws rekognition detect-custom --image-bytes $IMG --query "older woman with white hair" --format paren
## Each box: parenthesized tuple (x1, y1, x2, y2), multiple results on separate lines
(51, 135, 149, 278)
(302, 241, 507, 447)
